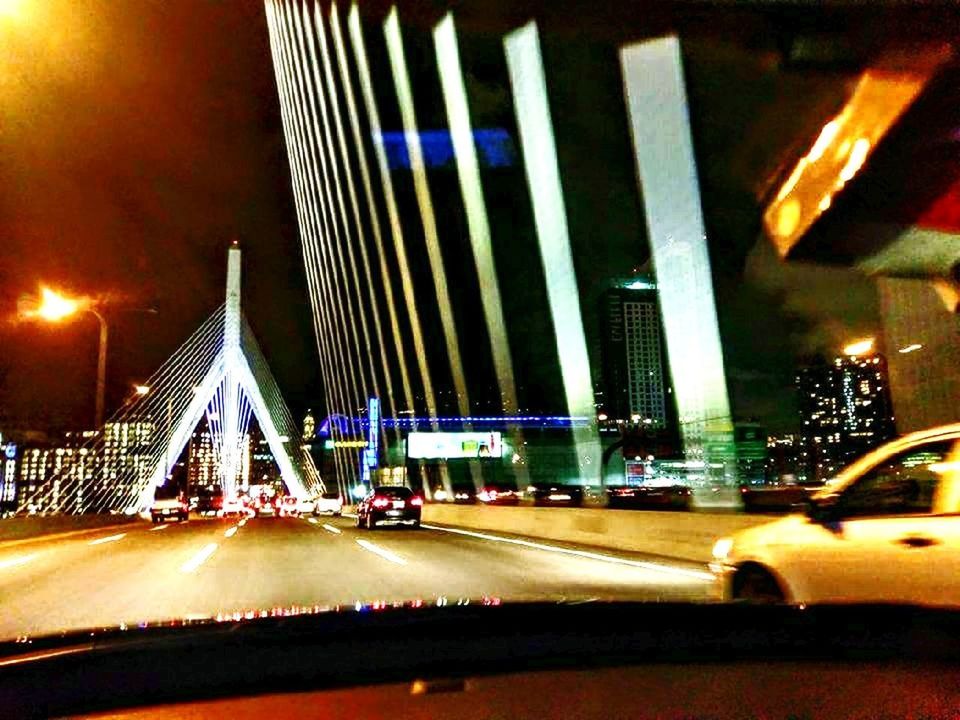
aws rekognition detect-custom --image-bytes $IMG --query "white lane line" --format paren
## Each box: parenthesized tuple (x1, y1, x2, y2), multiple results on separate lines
(224, 527, 238, 538)
(322, 524, 342, 535)
(150, 524, 170, 532)
(0, 553, 40, 570)
(420, 524, 713, 581)
(355, 539, 406, 565)
(87, 533, 127, 546)
(180, 543, 219, 574)
(343, 512, 358, 518)
(307, 518, 319, 525)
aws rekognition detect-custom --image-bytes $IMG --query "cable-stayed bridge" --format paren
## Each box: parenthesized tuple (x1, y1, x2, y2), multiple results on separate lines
(21, 245, 322, 515)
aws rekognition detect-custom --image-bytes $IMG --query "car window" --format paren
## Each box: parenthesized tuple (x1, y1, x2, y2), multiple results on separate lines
(838, 440, 955, 518)
(321, 492, 340, 500)
(375, 487, 413, 498)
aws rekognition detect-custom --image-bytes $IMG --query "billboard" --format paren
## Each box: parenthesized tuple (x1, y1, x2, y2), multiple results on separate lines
(407, 432, 503, 460)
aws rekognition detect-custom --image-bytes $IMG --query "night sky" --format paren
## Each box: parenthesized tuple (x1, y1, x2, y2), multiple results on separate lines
(0, 0, 889, 434)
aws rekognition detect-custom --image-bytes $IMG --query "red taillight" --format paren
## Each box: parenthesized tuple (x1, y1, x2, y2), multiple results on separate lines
(410, 496, 423, 506)
(372, 497, 390, 509)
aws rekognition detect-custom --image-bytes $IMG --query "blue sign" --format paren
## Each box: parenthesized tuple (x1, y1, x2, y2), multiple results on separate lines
(3, 444, 16, 460)
(367, 397, 380, 469)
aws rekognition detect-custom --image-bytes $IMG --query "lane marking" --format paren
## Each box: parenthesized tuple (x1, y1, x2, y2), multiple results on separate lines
(307, 518, 319, 525)
(322, 524, 341, 535)
(343, 512, 358, 518)
(420, 524, 713, 581)
(150, 524, 170, 532)
(224, 527, 238, 538)
(87, 533, 127, 546)
(180, 543, 218, 573)
(0, 553, 40, 570)
(355, 539, 406, 565)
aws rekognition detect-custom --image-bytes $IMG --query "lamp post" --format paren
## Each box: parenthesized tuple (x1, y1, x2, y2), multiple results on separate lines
(21, 286, 156, 429)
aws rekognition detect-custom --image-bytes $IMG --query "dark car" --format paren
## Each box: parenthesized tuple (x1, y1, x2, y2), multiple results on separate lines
(528, 483, 584, 507)
(476, 483, 521, 506)
(356, 486, 422, 529)
(738, 482, 823, 513)
(607, 484, 692, 510)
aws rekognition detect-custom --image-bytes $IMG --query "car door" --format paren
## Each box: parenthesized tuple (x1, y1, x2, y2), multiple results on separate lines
(793, 438, 960, 606)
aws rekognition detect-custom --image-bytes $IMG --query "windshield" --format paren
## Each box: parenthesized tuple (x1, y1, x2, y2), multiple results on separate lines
(0, 0, 958, 650)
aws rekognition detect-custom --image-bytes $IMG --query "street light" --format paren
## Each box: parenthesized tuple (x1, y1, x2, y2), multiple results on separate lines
(21, 286, 156, 429)
(134, 384, 151, 396)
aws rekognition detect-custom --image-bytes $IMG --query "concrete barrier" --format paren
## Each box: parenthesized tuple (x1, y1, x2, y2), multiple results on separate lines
(421, 504, 773, 564)
(0, 514, 142, 545)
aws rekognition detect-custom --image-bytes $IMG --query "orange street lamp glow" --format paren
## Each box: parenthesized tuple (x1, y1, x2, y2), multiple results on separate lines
(843, 338, 875, 356)
(36, 287, 80, 322)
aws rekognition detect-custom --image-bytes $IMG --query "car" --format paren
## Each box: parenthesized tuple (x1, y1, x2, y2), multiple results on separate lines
(713, 424, 960, 605)
(313, 491, 343, 516)
(527, 483, 584, 507)
(253, 497, 279, 518)
(277, 496, 300, 517)
(607, 483, 692, 510)
(476, 483, 520, 506)
(150, 496, 189, 523)
(293, 497, 316, 516)
(356, 486, 422, 529)
(195, 493, 223, 517)
(219, 496, 246, 519)
(738, 482, 823, 513)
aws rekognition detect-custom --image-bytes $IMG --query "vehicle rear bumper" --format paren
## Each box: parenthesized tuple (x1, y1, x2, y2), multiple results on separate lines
(371, 510, 421, 524)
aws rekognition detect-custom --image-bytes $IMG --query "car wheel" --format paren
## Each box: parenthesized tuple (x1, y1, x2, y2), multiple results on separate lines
(356, 514, 364, 528)
(411, 519, 420, 529)
(368, 516, 377, 530)
(151, 517, 159, 524)
(733, 565, 785, 604)
(334, 511, 341, 517)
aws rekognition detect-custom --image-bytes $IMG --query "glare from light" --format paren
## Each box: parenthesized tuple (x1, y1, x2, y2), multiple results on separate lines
(134, 385, 151, 396)
(35, 287, 80, 322)
(838, 137, 871, 183)
(351, 485, 367, 498)
(807, 120, 840, 163)
(0, 0, 25, 21)
(712, 537, 733, 560)
(433, 488, 449, 501)
(843, 338, 875, 356)
(898, 343, 922, 354)
(504, 21, 601, 480)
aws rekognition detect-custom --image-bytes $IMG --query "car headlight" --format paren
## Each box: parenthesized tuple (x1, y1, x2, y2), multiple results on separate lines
(712, 537, 734, 561)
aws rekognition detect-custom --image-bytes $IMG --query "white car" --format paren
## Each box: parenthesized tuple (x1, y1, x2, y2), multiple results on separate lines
(713, 423, 960, 606)
(295, 497, 316, 516)
(313, 491, 343, 516)
(219, 496, 246, 519)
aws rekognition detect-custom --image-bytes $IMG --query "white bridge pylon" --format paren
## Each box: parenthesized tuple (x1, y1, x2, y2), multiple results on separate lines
(135, 244, 318, 510)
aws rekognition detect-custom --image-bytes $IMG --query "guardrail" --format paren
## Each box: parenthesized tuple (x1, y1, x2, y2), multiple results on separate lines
(421, 504, 773, 564)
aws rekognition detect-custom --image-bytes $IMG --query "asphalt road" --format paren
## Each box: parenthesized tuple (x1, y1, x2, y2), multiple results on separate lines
(0, 515, 714, 640)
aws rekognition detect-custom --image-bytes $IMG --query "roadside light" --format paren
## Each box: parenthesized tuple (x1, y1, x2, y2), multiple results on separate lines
(843, 338, 874, 356)
(134, 385, 151, 396)
(35, 287, 80, 322)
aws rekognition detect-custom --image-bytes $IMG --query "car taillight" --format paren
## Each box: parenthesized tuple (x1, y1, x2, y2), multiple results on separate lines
(372, 497, 390, 509)
(410, 496, 423, 506)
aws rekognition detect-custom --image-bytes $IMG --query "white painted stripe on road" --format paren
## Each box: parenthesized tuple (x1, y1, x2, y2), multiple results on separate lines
(420, 524, 713, 581)
(180, 543, 218, 573)
(307, 518, 319, 525)
(0, 553, 39, 570)
(343, 512, 358, 518)
(224, 527, 238, 538)
(87, 533, 126, 546)
(150, 524, 170, 531)
(322, 524, 341, 535)
(355, 539, 406, 565)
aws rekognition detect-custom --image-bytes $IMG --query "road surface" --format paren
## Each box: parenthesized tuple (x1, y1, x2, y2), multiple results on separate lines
(0, 515, 713, 639)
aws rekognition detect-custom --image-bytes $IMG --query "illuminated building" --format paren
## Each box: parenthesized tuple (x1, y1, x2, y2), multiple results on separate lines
(599, 279, 670, 428)
(0, 435, 17, 511)
(765, 434, 803, 483)
(797, 354, 896, 481)
(302, 409, 316, 442)
(16, 431, 97, 513)
(188, 429, 251, 492)
(102, 421, 154, 501)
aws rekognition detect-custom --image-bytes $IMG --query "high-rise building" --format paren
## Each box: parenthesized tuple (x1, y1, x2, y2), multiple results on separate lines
(796, 353, 896, 481)
(0, 434, 18, 512)
(599, 278, 671, 428)
(302, 410, 316, 442)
